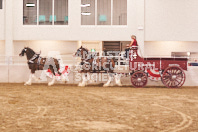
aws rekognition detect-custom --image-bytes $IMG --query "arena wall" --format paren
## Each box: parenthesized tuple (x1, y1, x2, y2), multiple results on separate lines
(0, 41, 5, 55)
(0, 65, 8, 83)
(0, 64, 197, 86)
(4, 0, 198, 57)
(144, 41, 198, 57)
(145, 0, 198, 41)
(12, 0, 138, 41)
(0, 1, 4, 40)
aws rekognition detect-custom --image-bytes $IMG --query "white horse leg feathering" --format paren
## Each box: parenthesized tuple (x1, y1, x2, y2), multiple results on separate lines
(32, 74, 40, 82)
(115, 73, 122, 86)
(89, 73, 97, 83)
(103, 74, 112, 87)
(48, 76, 56, 86)
(80, 73, 87, 87)
(24, 74, 33, 85)
(60, 74, 67, 82)
(78, 73, 87, 87)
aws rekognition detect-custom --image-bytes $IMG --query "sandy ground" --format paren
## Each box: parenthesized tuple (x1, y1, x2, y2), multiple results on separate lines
(0, 83, 198, 132)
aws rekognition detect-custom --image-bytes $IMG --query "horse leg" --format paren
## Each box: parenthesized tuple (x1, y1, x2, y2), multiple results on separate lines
(115, 73, 122, 86)
(78, 73, 83, 86)
(24, 72, 34, 85)
(58, 71, 67, 83)
(89, 73, 97, 83)
(103, 73, 113, 87)
(32, 74, 40, 82)
(31, 70, 40, 82)
(56, 62, 66, 83)
(48, 66, 56, 86)
(48, 76, 56, 86)
(78, 73, 87, 87)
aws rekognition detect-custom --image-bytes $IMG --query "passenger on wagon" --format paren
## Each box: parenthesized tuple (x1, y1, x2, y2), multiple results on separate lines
(124, 44, 130, 59)
(130, 35, 138, 48)
(125, 35, 138, 59)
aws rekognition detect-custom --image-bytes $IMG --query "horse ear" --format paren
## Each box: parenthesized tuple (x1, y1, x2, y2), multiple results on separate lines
(80, 46, 82, 48)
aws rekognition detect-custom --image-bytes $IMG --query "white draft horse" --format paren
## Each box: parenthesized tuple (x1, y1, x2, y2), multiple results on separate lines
(74, 46, 122, 87)
(19, 47, 64, 86)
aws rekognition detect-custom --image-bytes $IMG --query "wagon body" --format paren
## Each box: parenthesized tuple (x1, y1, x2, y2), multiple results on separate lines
(129, 57, 188, 71)
(129, 47, 188, 88)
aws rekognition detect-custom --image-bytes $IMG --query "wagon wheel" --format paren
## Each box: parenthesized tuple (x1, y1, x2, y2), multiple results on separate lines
(131, 71, 148, 87)
(161, 66, 185, 88)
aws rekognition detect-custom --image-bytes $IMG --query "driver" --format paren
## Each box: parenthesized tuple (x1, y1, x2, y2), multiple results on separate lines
(125, 35, 138, 59)
(129, 35, 138, 48)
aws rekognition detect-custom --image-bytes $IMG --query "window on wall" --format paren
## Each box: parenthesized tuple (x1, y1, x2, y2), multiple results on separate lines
(23, 0, 68, 25)
(81, 0, 95, 25)
(54, 0, 69, 25)
(113, 0, 127, 25)
(0, 0, 2, 9)
(81, 0, 127, 25)
(39, 0, 52, 25)
(23, 0, 37, 25)
(97, 0, 111, 25)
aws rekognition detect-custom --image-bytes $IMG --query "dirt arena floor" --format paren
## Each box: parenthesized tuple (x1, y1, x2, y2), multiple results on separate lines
(0, 83, 198, 132)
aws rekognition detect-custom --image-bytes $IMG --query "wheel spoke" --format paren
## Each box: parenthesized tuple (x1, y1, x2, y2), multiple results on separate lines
(162, 66, 185, 88)
(131, 71, 147, 87)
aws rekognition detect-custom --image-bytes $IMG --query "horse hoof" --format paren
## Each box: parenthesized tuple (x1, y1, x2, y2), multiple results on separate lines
(78, 84, 83, 87)
(103, 84, 109, 87)
(117, 83, 122, 86)
(78, 83, 85, 87)
(48, 83, 53, 86)
(36, 80, 41, 83)
(24, 82, 31, 86)
(78, 83, 82, 86)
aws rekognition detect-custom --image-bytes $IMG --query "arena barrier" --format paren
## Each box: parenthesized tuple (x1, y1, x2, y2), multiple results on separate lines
(1, 55, 198, 86)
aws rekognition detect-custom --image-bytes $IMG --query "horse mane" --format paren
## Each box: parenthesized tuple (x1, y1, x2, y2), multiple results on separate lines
(26, 47, 36, 56)
(81, 47, 89, 52)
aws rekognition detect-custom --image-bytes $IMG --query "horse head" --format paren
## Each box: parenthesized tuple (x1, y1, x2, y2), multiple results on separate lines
(19, 47, 28, 56)
(19, 47, 36, 60)
(74, 46, 89, 60)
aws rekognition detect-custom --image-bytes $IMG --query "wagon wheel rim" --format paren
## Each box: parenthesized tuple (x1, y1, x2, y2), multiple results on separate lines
(131, 71, 148, 87)
(161, 66, 185, 88)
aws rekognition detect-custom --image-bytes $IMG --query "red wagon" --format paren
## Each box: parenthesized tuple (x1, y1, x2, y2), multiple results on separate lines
(129, 46, 188, 88)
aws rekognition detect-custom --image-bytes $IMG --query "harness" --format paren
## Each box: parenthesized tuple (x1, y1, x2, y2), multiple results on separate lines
(37, 56, 42, 70)
(28, 53, 40, 64)
(93, 58, 97, 65)
(80, 53, 98, 71)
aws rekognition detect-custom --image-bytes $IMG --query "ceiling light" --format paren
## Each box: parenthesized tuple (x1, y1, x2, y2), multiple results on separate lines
(26, 3, 35, 7)
(81, 4, 90, 7)
(187, 52, 191, 56)
(81, 12, 91, 16)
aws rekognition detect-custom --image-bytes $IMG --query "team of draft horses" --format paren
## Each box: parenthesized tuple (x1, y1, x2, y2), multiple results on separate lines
(19, 35, 138, 86)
